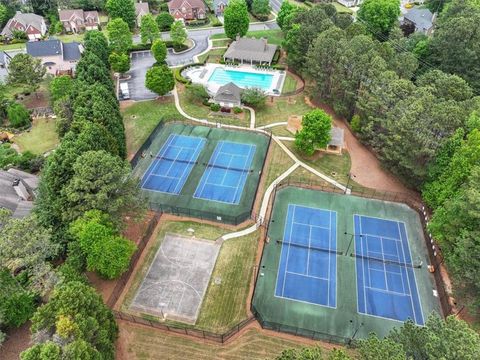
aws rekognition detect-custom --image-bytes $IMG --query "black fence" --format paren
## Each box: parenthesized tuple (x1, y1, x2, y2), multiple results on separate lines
(130, 120, 166, 169)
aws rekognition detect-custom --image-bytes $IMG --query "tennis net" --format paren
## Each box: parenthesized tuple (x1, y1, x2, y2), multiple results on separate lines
(205, 162, 252, 173)
(155, 156, 198, 166)
(276, 240, 343, 255)
(352, 253, 422, 268)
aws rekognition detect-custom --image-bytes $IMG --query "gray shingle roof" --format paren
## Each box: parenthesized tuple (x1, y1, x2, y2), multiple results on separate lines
(0, 169, 38, 219)
(404, 8, 434, 31)
(214, 82, 242, 103)
(224, 37, 277, 63)
(26, 39, 62, 57)
(1, 12, 45, 37)
(63, 42, 82, 61)
(329, 127, 344, 147)
(213, 0, 228, 8)
(135, 2, 150, 16)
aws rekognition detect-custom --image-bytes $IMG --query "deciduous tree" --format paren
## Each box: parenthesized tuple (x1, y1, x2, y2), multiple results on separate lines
(109, 52, 130, 74)
(107, 17, 133, 54)
(140, 13, 159, 44)
(357, 0, 400, 39)
(251, 0, 271, 21)
(224, 0, 250, 39)
(49, 75, 73, 103)
(7, 54, 46, 94)
(170, 20, 187, 45)
(151, 39, 167, 63)
(145, 65, 175, 96)
(106, 0, 136, 29)
(294, 109, 332, 156)
(84, 30, 110, 66)
(156, 11, 174, 31)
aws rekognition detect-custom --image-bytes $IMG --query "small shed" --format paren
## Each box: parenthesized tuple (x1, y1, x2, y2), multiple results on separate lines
(212, 82, 242, 108)
(326, 127, 345, 155)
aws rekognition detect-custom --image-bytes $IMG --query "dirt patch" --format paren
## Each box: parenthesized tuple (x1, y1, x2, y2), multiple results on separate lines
(19, 91, 49, 109)
(2, 322, 31, 360)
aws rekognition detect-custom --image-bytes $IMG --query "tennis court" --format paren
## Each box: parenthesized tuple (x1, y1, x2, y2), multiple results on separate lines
(354, 215, 424, 325)
(141, 134, 205, 194)
(193, 141, 256, 204)
(253, 187, 441, 342)
(275, 204, 337, 308)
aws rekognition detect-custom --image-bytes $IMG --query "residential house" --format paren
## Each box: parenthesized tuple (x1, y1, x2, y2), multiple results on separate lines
(0, 169, 39, 218)
(58, 9, 100, 33)
(213, 82, 242, 108)
(168, 0, 207, 21)
(1, 11, 47, 40)
(213, 0, 228, 16)
(223, 36, 278, 65)
(26, 39, 83, 75)
(135, 1, 150, 26)
(403, 8, 435, 35)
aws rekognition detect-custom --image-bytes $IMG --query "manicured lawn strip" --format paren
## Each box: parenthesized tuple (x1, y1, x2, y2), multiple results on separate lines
(121, 98, 183, 158)
(211, 30, 284, 46)
(120, 325, 353, 360)
(271, 125, 294, 137)
(211, 38, 231, 47)
(255, 94, 313, 127)
(195, 231, 259, 332)
(282, 73, 298, 94)
(198, 47, 226, 63)
(265, 141, 296, 187)
(14, 118, 59, 154)
(0, 42, 26, 51)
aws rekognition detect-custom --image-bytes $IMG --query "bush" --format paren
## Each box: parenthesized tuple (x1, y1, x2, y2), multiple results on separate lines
(0, 270, 36, 328)
(233, 106, 243, 114)
(16, 151, 44, 172)
(272, 49, 281, 64)
(241, 88, 267, 108)
(186, 19, 209, 26)
(210, 103, 221, 112)
(174, 68, 191, 84)
(156, 11, 174, 31)
(186, 83, 209, 102)
(7, 103, 30, 128)
(350, 114, 361, 133)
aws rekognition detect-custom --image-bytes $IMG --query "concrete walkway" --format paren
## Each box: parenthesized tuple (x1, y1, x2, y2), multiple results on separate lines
(172, 87, 348, 240)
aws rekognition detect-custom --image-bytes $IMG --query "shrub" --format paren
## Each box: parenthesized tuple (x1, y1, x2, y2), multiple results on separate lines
(241, 88, 267, 108)
(350, 114, 361, 133)
(7, 103, 30, 128)
(0, 270, 36, 328)
(186, 83, 209, 102)
(210, 103, 221, 112)
(233, 106, 243, 114)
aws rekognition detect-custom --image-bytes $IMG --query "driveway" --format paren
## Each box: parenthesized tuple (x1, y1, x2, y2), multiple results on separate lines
(122, 51, 157, 101)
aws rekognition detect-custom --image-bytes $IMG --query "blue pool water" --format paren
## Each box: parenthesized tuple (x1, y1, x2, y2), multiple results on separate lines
(208, 68, 273, 91)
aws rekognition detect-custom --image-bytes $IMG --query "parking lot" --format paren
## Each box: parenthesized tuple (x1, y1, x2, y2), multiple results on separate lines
(121, 51, 157, 101)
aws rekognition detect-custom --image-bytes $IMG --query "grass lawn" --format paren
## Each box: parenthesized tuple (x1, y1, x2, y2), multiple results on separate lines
(333, 2, 354, 14)
(119, 325, 353, 360)
(255, 94, 313, 127)
(54, 33, 86, 43)
(121, 220, 258, 333)
(121, 98, 183, 158)
(196, 231, 259, 332)
(265, 141, 296, 187)
(211, 30, 284, 46)
(282, 73, 298, 94)
(0, 42, 26, 51)
(14, 117, 59, 155)
(211, 38, 231, 47)
(197, 47, 226, 63)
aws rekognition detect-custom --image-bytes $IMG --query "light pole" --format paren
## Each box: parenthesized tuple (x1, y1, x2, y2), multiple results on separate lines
(345, 172, 356, 194)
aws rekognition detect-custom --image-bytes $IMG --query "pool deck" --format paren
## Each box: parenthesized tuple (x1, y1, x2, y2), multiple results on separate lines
(184, 63, 286, 96)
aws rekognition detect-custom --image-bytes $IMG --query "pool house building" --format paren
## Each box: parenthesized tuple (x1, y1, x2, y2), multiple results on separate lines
(224, 36, 277, 65)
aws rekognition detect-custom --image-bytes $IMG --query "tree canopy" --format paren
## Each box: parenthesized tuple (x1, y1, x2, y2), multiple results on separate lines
(357, 0, 401, 39)
(170, 20, 187, 45)
(295, 109, 332, 156)
(224, 0, 250, 39)
(140, 13, 160, 44)
(156, 11, 174, 31)
(145, 65, 175, 96)
(151, 39, 167, 63)
(107, 18, 133, 54)
(106, 0, 136, 29)
(7, 54, 46, 94)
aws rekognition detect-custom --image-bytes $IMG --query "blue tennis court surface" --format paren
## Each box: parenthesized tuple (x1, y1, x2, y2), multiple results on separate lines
(193, 141, 256, 204)
(275, 204, 337, 308)
(141, 134, 205, 194)
(354, 215, 424, 325)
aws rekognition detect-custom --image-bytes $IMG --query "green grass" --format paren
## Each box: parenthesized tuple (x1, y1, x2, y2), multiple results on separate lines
(196, 231, 259, 332)
(255, 94, 313, 127)
(333, 2, 354, 14)
(198, 47, 226, 63)
(0, 42, 26, 51)
(14, 117, 59, 155)
(211, 30, 284, 46)
(120, 325, 353, 360)
(282, 73, 298, 94)
(265, 141, 296, 187)
(211, 38, 230, 47)
(121, 98, 184, 158)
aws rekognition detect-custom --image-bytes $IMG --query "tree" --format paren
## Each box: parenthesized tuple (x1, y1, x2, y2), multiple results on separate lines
(7, 102, 30, 128)
(69, 210, 137, 279)
(251, 0, 271, 21)
(357, 0, 400, 39)
(0, 4, 8, 27)
(49, 75, 73, 103)
(140, 13, 159, 44)
(240, 88, 266, 108)
(151, 39, 167, 63)
(145, 65, 175, 96)
(59, 150, 141, 224)
(224, 0, 250, 39)
(75, 51, 114, 90)
(294, 109, 332, 156)
(84, 30, 110, 66)
(24, 281, 118, 359)
(7, 53, 46, 94)
(357, 333, 406, 360)
(109, 52, 130, 74)
(107, 18, 133, 54)
(277, 1, 299, 30)
(0, 270, 36, 328)
(170, 20, 187, 46)
(106, 0, 136, 29)
(156, 11, 174, 31)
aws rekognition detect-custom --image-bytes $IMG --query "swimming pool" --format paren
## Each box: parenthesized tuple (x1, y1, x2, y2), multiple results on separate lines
(208, 67, 274, 91)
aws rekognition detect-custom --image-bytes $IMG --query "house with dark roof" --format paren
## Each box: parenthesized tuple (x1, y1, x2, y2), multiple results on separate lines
(58, 9, 99, 33)
(213, 82, 242, 108)
(223, 36, 278, 65)
(0, 169, 39, 218)
(135, 1, 150, 26)
(213, 0, 229, 16)
(168, 0, 207, 21)
(26, 39, 83, 75)
(1, 11, 47, 40)
(403, 8, 436, 35)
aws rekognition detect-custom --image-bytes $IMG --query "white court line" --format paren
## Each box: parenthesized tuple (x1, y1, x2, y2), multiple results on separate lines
(364, 286, 411, 297)
(140, 133, 175, 188)
(281, 205, 296, 297)
(292, 220, 330, 231)
(286, 270, 329, 281)
(172, 138, 205, 194)
(398, 221, 417, 324)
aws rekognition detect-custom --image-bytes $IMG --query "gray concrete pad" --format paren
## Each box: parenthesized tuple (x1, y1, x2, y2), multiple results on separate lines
(130, 234, 221, 324)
